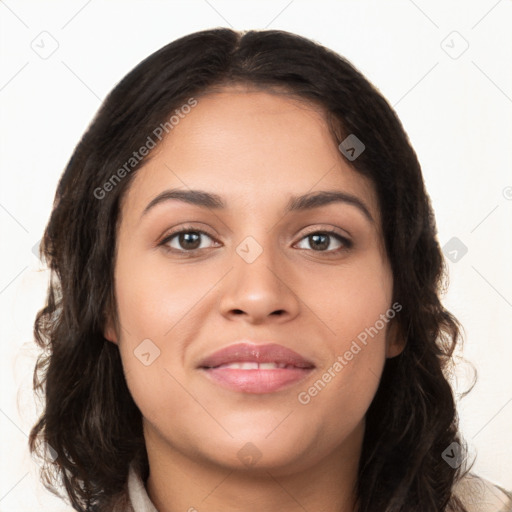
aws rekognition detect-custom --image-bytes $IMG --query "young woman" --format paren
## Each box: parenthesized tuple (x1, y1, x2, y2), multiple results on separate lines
(29, 28, 512, 512)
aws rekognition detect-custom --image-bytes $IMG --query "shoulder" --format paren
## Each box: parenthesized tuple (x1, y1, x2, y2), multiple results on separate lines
(453, 473, 512, 512)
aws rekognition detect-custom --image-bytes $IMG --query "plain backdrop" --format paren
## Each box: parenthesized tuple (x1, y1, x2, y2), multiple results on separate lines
(1, 1, 511, 510)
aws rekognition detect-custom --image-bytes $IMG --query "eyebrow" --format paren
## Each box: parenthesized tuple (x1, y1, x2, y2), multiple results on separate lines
(141, 188, 374, 223)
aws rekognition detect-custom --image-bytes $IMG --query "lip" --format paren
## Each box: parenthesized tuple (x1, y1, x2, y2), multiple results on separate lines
(197, 342, 315, 394)
(198, 342, 315, 369)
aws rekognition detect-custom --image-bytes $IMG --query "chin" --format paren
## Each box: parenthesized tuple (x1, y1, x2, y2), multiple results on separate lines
(200, 432, 312, 473)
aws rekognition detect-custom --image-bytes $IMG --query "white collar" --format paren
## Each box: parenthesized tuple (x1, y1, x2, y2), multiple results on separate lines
(127, 462, 159, 512)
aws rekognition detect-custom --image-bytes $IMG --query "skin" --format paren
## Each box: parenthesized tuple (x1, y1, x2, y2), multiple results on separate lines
(104, 85, 404, 512)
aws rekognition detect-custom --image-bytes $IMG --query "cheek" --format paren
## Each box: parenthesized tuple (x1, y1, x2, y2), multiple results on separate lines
(295, 252, 392, 419)
(121, 354, 192, 425)
(113, 243, 214, 341)
(112, 248, 217, 430)
(295, 326, 387, 452)
(305, 251, 393, 344)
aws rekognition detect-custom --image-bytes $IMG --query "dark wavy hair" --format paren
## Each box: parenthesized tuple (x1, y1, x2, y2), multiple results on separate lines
(29, 28, 472, 511)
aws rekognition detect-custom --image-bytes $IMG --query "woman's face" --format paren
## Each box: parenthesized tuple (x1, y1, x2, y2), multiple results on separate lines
(105, 86, 402, 475)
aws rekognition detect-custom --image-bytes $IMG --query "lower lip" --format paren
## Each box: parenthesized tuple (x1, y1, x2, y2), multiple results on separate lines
(200, 367, 314, 394)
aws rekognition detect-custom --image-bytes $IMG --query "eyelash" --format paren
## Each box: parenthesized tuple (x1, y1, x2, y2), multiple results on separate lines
(158, 225, 353, 256)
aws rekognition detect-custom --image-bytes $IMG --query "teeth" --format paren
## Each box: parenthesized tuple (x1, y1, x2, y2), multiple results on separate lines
(259, 362, 283, 370)
(229, 362, 259, 370)
(215, 362, 291, 370)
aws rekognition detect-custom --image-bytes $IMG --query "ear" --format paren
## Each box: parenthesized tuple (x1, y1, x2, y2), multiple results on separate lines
(385, 320, 406, 358)
(103, 311, 119, 345)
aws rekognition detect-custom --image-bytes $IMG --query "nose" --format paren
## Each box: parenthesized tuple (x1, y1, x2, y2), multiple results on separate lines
(218, 237, 301, 325)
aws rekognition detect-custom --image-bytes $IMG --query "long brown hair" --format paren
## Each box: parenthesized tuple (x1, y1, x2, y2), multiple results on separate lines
(29, 28, 471, 511)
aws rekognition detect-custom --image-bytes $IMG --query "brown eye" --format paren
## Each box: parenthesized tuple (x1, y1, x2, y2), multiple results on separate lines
(159, 229, 217, 253)
(296, 231, 352, 253)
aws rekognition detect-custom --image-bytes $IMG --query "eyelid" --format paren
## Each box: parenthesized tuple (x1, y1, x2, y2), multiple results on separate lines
(299, 224, 351, 239)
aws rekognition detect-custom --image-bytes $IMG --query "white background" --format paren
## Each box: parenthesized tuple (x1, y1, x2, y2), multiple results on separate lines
(1, 1, 511, 510)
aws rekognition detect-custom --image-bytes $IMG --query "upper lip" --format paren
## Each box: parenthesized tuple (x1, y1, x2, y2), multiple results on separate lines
(197, 342, 315, 369)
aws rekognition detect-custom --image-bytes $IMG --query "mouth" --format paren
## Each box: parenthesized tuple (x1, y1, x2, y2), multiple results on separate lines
(197, 342, 315, 394)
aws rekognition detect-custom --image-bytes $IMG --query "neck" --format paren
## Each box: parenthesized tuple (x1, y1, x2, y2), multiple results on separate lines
(144, 423, 363, 512)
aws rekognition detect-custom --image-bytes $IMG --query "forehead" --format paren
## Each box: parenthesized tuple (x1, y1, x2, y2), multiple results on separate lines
(120, 87, 380, 225)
